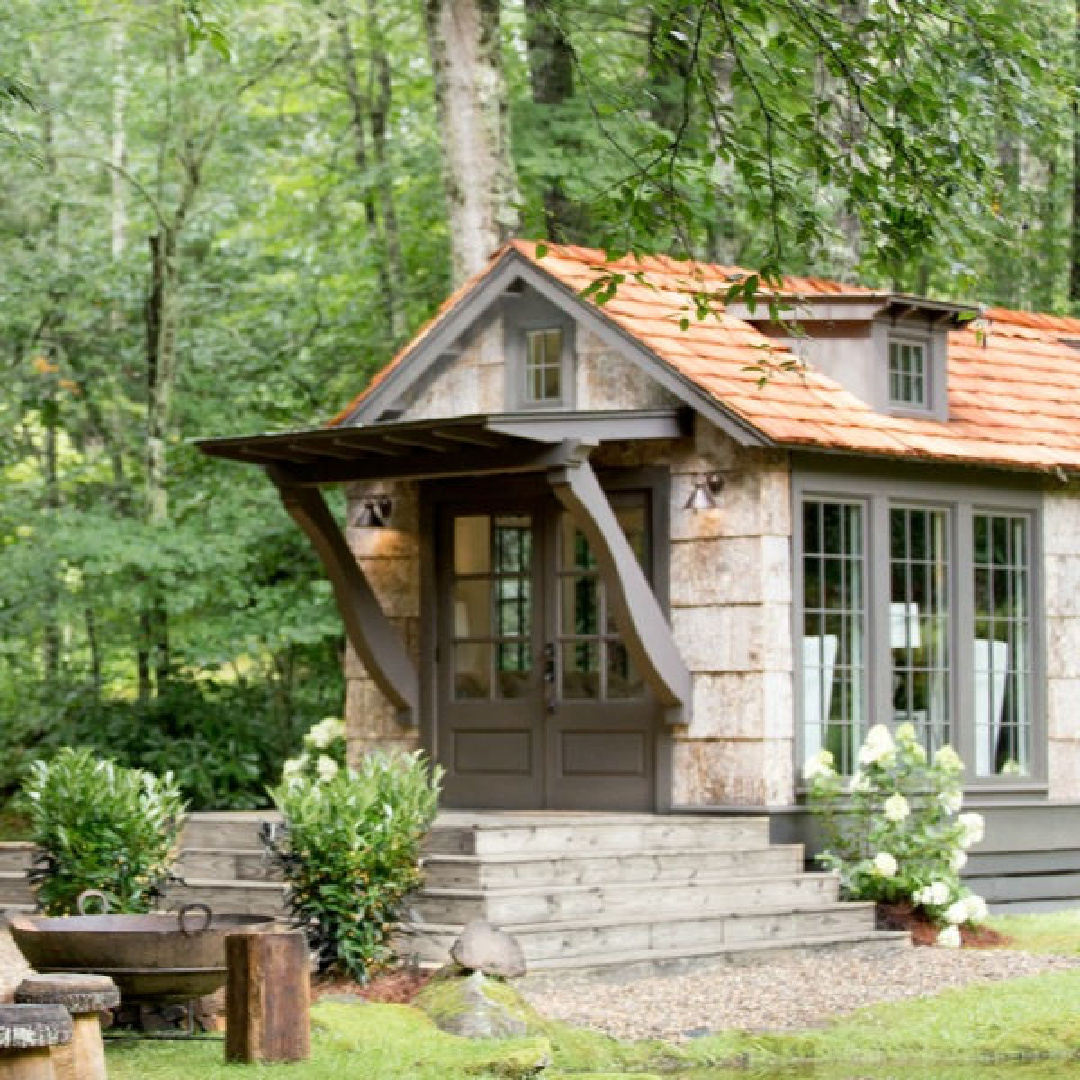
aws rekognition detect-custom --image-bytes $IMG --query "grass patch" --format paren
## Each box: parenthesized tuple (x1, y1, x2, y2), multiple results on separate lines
(106, 1001, 688, 1080)
(988, 910, 1080, 956)
(684, 968, 1080, 1069)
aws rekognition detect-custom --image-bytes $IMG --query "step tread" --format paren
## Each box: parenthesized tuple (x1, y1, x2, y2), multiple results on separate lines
(399, 899, 876, 935)
(518, 929, 911, 973)
(421, 844, 804, 865)
(171, 878, 286, 892)
(433, 812, 770, 827)
(417, 870, 837, 899)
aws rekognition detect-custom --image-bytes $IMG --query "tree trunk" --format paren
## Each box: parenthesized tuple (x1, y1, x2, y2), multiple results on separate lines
(524, 0, 579, 240)
(335, 4, 401, 343)
(424, 0, 519, 284)
(110, 22, 127, 260)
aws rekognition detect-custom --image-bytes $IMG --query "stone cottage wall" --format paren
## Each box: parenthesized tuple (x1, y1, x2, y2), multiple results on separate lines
(342, 479, 422, 764)
(1045, 491, 1080, 798)
(594, 418, 796, 808)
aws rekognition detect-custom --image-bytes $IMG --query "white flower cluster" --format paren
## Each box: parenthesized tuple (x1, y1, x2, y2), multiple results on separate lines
(936, 926, 961, 949)
(281, 717, 347, 785)
(883, 793, 910, 823)
(871, 851, 898, 878)
(803, 749, 835, 780)
(858, 724, 895, 767)
(945, 894, 988, 925)
(914, 881, 951, 908)
(957, 811, 985, 850)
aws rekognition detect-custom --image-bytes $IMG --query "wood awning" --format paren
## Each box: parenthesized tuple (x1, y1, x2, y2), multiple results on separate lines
(195, 409, 694, 727)
(195, 410, 689, 485)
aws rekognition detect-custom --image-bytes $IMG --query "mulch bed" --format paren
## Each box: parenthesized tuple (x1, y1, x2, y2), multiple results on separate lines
(876, 902, 1011, 948)
(312, 967, 432, 1005)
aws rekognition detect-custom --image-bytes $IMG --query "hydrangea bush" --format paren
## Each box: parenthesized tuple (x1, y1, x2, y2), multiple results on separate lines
(805, 723, 987, 947)
(281, 716, 347, 785)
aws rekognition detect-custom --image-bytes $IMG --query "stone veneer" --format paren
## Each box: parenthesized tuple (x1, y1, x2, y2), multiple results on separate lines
(1044, 491, 1080, 799)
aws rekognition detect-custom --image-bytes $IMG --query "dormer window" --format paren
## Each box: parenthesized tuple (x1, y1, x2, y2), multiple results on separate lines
(525, 328, 564, 404)
(888, 338, 928, 410)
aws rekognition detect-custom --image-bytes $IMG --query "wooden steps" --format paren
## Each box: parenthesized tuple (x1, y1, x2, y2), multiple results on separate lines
(398, 812, 907, 972)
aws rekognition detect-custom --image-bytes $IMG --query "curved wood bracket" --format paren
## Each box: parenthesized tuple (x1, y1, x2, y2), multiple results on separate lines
(268, 470, 418, 726)
(547, 458, 692, 723)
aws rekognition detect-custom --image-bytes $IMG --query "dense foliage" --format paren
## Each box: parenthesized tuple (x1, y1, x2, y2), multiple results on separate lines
(23, 747, 186, 914)
(806, 724, 988, 946)
(265, 750, 442, 980)
(0, 1, 1077, 811)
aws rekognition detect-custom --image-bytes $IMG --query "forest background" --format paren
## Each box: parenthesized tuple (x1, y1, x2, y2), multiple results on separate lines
(0, 0, 1076, 811)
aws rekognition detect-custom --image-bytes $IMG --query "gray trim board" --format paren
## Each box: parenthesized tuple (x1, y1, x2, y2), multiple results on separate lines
(268, 473, 419, 725)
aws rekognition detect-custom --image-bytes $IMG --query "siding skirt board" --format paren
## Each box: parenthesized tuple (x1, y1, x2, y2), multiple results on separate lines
(427, 469, 674, 812)
(197, 413, 687, 814)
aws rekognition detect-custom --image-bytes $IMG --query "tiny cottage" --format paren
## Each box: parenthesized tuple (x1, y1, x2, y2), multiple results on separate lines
(200, 242, 1080, 909)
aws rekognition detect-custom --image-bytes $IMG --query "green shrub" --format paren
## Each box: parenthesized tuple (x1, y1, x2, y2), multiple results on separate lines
(806, 723, 987, 946)
(265, 749, 443, 979)
(23, 747, 186, 915)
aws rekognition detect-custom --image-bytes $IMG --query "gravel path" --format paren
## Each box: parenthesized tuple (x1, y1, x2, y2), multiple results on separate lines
(521, 948, 1080, 1042)
(0, 927, 30, 1003)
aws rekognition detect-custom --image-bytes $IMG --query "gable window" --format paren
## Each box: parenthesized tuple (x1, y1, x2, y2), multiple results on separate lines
(525, 328, 564, 404)
(888, 339, 927, 408)
(796, 478, 1041, 786)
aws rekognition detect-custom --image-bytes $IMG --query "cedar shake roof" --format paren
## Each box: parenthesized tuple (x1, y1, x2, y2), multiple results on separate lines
(333, 240, 1080, 475)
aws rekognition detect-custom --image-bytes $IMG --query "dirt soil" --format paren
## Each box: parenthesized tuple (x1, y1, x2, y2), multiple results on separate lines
(876, 901, 1012, 948)
(312, 967, 432, 1005)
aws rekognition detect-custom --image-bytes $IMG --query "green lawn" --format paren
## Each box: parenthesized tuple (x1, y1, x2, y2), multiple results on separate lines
(105, 913, 1080, 1080)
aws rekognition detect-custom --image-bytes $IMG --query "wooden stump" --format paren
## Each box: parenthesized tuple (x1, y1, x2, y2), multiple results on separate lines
(0, 1004, 73, 1080)
(225, 931, 310, 1064)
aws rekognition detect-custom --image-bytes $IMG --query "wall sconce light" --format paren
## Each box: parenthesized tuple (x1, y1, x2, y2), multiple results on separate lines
(354, 497, 393, 528)
(684, 473, 724, 511)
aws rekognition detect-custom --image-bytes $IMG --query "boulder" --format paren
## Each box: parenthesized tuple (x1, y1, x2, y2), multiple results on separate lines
(416, 970, 531, 1039)
(451, 921, 527, 979)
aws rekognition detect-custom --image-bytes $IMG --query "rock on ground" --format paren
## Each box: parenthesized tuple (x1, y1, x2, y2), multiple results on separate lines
(521, 948, 1080, 1043)
(451, 921, 527, 979)
(0, 929, 31, 1004)
(416, 970, 532, 1039)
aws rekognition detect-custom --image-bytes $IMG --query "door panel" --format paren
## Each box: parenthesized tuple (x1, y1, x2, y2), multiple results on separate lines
(435, 486, 659, 811)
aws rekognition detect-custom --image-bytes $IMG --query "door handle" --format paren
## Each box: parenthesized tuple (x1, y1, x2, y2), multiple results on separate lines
(543, 642, 557, 714)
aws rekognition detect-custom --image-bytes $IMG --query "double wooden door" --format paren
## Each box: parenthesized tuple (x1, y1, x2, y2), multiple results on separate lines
(434, 486, 660, 810)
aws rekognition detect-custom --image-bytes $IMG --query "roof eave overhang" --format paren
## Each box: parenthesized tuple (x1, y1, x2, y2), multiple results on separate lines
(728, 293, 976, 329)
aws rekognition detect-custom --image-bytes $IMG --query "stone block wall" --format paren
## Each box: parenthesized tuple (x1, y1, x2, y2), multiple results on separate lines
(595, 418, 797, 808)
(1045, 492, 1080, 798)
(343, 479, 422, 764)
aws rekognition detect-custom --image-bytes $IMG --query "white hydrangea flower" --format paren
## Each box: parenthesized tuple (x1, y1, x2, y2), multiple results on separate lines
(894, 722, 917, 744)
(859, 724, 896, 766)
(937, 926, 961, 949)
(803, 749, 835, 780)
(916, 881, 951, 908)
(950, 849, 968, 872)
(964, 894, 988, 923)
(872, 852, 898, 878)
(958, 812, 985, 849)
(282, 756, 304, 780)
(941, 791, 963, 816)
(883, 793, 910, 823)
(934, 745, 963, 772)
(306, 717, 344, 750)
(946, 900, 969, 925)
(316, 755, 339, 783)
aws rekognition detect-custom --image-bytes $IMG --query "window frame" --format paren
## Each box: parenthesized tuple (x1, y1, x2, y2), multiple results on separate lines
(504, 294, 576, 412)
(793, 468, 1046, 792)
(887, 336, 929, 410)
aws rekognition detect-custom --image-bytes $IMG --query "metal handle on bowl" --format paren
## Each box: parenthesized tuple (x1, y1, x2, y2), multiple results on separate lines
(177, 902, 213, 936)
(76, 890, 111, 916)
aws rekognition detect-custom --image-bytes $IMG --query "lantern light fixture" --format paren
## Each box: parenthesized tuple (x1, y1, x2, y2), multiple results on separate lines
(684, 473, 724, 511)
(354, 497, 393, 528)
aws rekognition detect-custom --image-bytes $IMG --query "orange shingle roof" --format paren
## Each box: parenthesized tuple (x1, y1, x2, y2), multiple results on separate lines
(334, 240, 1080, 474)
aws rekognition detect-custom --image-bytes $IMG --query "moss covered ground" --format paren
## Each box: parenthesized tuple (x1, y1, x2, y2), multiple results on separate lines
(106, 914, 1080, 1079)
